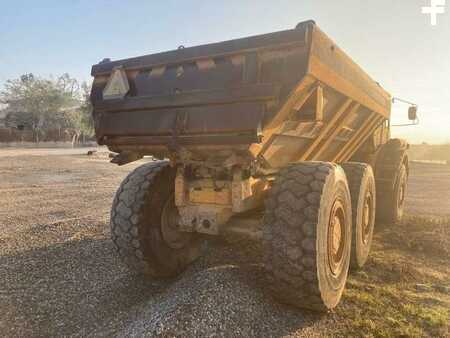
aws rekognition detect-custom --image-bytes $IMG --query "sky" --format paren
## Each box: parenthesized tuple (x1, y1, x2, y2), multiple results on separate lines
(0, 0, 449, 143)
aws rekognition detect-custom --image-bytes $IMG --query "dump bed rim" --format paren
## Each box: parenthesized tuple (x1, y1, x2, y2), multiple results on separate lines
(91, 21, 314, 76)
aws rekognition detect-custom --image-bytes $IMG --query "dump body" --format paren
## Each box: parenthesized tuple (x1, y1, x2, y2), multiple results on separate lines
(91, 21, 391, 169)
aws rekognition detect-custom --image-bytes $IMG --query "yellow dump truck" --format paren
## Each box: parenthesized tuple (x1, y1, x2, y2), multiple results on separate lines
(90, 21, 415, 311)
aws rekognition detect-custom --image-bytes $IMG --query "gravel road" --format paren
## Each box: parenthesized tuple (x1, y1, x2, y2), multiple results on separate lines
(0, 149, 448, 337)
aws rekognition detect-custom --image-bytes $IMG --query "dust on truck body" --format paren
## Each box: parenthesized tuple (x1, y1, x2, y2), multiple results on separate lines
(91, 21, 410, 311)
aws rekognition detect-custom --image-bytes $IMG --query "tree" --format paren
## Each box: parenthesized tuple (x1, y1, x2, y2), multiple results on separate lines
(64, 82, 94, 145)
(57, 73, 80, 97)
(0, 73, 93, 144)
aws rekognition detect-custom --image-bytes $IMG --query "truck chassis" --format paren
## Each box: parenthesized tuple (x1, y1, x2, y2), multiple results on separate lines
(92, 21, 410, 311)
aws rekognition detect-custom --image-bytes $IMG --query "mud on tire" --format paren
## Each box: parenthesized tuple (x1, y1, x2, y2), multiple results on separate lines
(263, 162, 352, 311)
(110, 161, 205, 278)
(341, 162, 376, 270)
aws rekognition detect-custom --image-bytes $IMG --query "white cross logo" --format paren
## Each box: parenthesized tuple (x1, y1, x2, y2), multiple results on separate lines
(422, 0, 446, 26)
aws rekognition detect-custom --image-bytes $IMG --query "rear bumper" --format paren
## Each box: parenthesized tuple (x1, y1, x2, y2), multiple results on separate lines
(102, 133, 259, 147)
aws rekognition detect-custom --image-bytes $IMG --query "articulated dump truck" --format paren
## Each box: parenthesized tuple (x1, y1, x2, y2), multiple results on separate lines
(91, 21, 412, 311)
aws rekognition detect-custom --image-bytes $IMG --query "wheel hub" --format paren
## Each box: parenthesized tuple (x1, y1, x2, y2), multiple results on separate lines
(161, 196, 192, 249)
(362, 192, 373, 244)
(398, 178, 406, 209)
(327, 199, 347, 276)
(332, 215, 342, 256)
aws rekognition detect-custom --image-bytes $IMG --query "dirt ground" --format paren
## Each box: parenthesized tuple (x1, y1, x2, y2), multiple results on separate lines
(0, 148, 448, 337)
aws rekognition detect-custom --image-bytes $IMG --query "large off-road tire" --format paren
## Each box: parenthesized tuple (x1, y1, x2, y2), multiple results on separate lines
(341, 163, 376, 270)
(263, 162, 352, 311)
(110, 161, 205, 278)
(375, 139, 409, 224)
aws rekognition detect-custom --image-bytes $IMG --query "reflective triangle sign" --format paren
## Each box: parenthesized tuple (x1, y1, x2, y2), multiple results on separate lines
(103, 67, 130, 100)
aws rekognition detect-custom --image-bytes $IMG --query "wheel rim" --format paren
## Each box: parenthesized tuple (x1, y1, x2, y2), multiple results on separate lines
(362, 191, 373, 244)
(327, 199, 347, 276)
(397, 173, 406, 211)
(161, 196, 191, 249)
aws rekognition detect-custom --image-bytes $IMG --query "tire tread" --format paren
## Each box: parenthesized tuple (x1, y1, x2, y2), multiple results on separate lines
(110, 161, 170, 276)
(263, 162, 335, 311)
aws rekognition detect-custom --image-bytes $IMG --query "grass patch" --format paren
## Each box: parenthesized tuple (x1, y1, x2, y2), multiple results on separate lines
(337, 285, 449, 337)
(329, 215, 450, 337)
(380, 216, 450, 259)
(403, 303, 448, 328)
